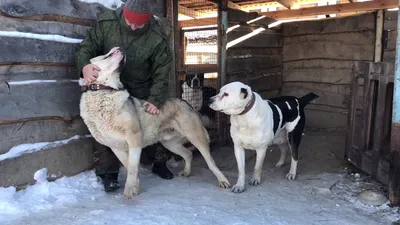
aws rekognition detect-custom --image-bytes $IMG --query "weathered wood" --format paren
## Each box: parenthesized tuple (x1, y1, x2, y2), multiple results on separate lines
(284, 31, 375, 45)
(0, 14, 90, 39)
(0, 65, 77, 82)
(0, 37, 79, 64)
(284, 81, 351, 95)
(386, 30, 397, 51)
(0, 117, 89, 154)
(283, 59, 355, 70)
(228, 66, 281, 80)
(227, 47, 282, 58)
(303, 108, 348, 129)
(227, 55, 282, 73)
(238, 73, 282, 93)
(0, 81, 81, 122)
(228, 31, 282, 48)
(283, 41, 374, 62)
(283, 68, 353, 85)
(0, 137, 93, 188)
(228, 8, 258, 23)
(375, 10, 384, 62)
(383, 50, 395, 62)
(283, 13, 375, 36)
(258, 89, 280, 99)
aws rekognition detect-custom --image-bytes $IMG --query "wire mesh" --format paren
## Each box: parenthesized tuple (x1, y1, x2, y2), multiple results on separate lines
(178, 0, 220, 143)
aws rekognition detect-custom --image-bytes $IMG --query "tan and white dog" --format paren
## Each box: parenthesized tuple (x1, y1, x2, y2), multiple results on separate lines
(209, 82, 318, 193)
(79, 47, 230, 199)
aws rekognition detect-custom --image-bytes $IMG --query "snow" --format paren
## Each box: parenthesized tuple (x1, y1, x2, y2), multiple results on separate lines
(0, 31, 82, 44)
(0, 135, 91, 162)
(78, 0, 123, 9)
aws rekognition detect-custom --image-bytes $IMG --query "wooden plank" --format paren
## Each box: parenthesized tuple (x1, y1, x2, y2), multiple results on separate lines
(228, 32, 282, 48)
(179, 17, 217, 27)
(0, 117, 89, 154)
(383, 50, 396, 62)
(384, 10, 397, 31)
(0, 81, 81, 122)
(228, 66, 281, 79)
(227, 55, 282, 73)
(227, 47, 282, 58)
(284, 59, 355, 70)
(283, 81, 351, 95)
(0, 15, 90, 39)
(0, 65, 77, 82)
(386, 30, 397, 51)
(283, 41, 374, 62)
(283, 68, 353, 85)
(0, 37, 78, 64)
(228, 8, 258, 23)
(239, 74, 282, 93)
(375, 10, 384, 62)
(284, 31, 375, 46)
(283, 13, 375, 36)
(261, 0, 397, 20)
(303, 108, 348, 129)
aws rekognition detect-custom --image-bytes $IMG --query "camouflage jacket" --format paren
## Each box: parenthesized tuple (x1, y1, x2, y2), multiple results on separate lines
(75, 7, 172, 106)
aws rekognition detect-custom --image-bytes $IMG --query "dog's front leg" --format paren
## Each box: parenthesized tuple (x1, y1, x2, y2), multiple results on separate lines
(124, 133, 143, 199)
(232, 144, 246, 193)
(249, 148, 267, 186)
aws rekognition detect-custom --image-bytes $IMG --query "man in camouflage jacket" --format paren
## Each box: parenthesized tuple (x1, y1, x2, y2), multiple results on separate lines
(75, 0, 175, 192)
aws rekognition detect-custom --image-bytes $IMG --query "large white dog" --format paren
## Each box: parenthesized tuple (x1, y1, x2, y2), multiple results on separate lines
(209, 82, 318, 193)
(79, 47, 230, 199)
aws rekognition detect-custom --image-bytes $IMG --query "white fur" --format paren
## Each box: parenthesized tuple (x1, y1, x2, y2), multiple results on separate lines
(209, 82, 300, 193)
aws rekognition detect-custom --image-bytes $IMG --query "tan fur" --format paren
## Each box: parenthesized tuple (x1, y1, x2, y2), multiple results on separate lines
(79, 47, 230, 199)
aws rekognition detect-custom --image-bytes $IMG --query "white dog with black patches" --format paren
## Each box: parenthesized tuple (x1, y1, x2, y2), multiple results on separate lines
(209, 81, 318, 193)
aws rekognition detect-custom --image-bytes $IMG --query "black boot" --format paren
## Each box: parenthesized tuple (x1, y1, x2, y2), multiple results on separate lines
(152, 161, 174, 180)
(100, 172, 120, 193)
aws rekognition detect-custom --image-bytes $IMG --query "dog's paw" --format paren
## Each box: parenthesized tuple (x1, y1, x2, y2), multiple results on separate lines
(124, 184, 141, 199)
(286, 173, 296, 180)
(178, 170, 190, 177)
(231, 184, 245, 193)
(276, 161, 284, 168)
(249, 178, 260, 186)
(219, 180, 231, 189)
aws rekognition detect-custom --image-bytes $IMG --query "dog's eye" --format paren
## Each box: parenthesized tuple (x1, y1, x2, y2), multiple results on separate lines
(223, 93, 229, 97)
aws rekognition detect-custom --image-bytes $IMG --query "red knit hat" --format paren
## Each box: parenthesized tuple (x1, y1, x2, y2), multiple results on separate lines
(123, 0, 151, 25)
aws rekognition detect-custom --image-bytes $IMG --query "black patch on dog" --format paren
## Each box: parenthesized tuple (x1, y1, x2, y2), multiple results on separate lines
(268, 101, 279, 135)
(240, 88, 248, 99)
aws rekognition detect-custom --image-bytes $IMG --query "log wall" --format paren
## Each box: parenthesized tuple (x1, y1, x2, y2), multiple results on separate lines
(282, 13, 376, 130)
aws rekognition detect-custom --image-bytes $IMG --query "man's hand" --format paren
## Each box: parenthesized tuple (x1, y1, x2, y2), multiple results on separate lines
(82, 64, 101, 84)
(143, 102, 160, 115)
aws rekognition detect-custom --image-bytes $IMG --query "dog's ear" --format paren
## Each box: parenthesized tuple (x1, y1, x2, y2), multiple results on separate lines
(240, 88, 248, 99)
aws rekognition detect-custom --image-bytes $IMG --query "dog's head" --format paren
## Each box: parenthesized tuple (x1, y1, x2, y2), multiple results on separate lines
(79, 47, 125, 89)
(185, 73, 204, 90)
(208, 81, 253, 115)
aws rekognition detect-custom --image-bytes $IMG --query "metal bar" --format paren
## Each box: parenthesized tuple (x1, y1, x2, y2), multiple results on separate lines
(389, 4, 400, 206)
(217, 0, 228, 145)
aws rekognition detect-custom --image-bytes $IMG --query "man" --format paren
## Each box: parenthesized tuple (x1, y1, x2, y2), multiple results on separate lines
(75, 0, 175, 192)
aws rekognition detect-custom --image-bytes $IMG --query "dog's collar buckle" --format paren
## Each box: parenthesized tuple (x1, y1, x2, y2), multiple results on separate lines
(81, 84, 118, 92)
(239, 92, 256, 116)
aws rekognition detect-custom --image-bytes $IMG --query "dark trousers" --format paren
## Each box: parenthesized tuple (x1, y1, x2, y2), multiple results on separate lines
(92, 139, 175, 176)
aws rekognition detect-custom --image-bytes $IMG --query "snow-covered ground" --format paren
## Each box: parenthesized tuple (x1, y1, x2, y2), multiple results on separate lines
(0, 131, 399, 225)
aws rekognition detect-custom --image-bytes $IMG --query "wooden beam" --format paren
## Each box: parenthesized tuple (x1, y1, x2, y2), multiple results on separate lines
(261, 0, 398, 19)
(179, 17, 217, 27)
(178, 5, 198, 18)
(276, 0, 295, 9)
(228, 1, 243, 10)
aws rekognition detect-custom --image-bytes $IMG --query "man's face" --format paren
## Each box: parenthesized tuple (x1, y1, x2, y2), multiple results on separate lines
(124, 18, 146, 31)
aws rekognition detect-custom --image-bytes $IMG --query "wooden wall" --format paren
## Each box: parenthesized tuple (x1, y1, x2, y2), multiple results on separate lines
(282, 13, 376, 130)
(227, 10, 283, 98)
(0, 0, 165, 188)
(383, 10, 397, 63)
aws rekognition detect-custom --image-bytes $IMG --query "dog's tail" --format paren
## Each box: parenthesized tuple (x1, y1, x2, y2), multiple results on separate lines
(299, 92, 319, 106)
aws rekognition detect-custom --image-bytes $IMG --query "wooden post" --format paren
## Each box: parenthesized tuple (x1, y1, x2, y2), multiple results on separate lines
(375, 10, 384, 62)
(166, 0, 179, 98)
(389, 5, 400, 206)
(217, 0, 228, 145)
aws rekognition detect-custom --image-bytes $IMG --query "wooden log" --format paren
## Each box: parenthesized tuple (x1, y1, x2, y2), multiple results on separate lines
(227, 47, 282, 58)
(283, 59, 355, 70)
(0, 81, 81, 122)
(237, 73, 282, 93)
(284, 31, 375, 46)
(0, 117, 89, 154)
(283, 13, 375, 37)
(0, 37, 79, 64)
(0, 65, 77, 82)
(228, 31, 282, 48)
(284, 81, 351, 95)
(227, 55, 282, 73)
(283, 68, 353, 85)
(283, 41, 374, 62)
(303, 108, 348, 129)
(0, 14, 90, 39)
(0, 137, 93, 188)
(383, 50, 396, 62)
(386, 30, 397, 51)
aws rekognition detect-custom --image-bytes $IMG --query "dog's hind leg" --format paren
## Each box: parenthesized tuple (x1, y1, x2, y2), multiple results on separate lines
(276, 143, 288, 168)
(160, 138, 193, 177)
(185, 131, 231, 189)
(286, 125, 303, 180)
